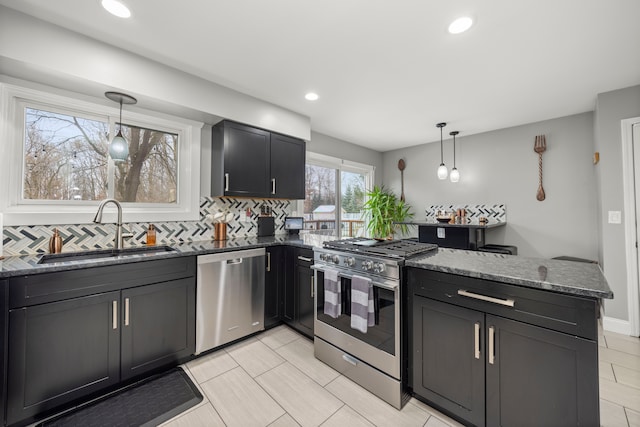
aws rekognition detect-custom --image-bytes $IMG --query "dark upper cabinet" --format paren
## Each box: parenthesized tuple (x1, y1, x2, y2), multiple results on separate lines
(270, 132, 306, 199)
(265, 246, 285, 329)
(211, 120, 305, 199)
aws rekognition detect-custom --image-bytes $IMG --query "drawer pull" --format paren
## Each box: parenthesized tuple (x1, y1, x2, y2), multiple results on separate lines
(298, 256, 312, 262)
(458, 290, 515, 307)
(266, 252, 271, 272)
(124, 297, 130, 326)
(342, 354, 358, 366)
(474, 322, 480, 359)
(112, 301, 118, 330)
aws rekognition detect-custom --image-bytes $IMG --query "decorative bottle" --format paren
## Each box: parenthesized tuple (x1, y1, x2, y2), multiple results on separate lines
(48, 228, 63, 254)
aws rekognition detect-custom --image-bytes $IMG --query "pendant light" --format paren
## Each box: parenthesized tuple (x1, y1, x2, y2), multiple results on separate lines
(105, 91, 137, 163)
(449, 131, 460, 183)
(436, 122, 448, 180)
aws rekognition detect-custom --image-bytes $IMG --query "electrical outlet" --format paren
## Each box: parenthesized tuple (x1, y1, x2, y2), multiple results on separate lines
(608, 211, 622, 224)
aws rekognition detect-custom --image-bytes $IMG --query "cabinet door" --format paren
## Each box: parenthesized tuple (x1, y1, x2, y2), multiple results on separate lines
(485, 315, 599, 427)
(296, 263, 315, 338)
(265, 246, 284, 329)
(6, 292, 120, 425)
(120, 278, 195, 381)
(283, 247, 296, 323)
(412, 296, 485, 427)
(0, 280, 7, 426)
(270, 133, 305, 199)
(224, 122, 271, 197)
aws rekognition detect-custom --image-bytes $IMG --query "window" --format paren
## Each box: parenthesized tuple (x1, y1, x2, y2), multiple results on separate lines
(0, 81, 203, 226)
(301, 152, 373, 238)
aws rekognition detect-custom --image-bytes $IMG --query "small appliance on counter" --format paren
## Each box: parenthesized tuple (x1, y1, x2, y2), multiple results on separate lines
(257, 216, 274, 237)
(284, 217, 304, 235)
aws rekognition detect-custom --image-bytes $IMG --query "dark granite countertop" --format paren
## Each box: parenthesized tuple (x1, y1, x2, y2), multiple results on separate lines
(0, 234, 334, 278)
(402, 221, 506, 229)
(406, 248, 612, 299)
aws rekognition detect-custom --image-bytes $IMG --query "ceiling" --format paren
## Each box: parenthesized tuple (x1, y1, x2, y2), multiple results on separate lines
(1, 0, 639, 151)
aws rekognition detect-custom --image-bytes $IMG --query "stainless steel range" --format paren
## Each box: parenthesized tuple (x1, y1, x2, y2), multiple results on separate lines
(312, 238, 437, 409)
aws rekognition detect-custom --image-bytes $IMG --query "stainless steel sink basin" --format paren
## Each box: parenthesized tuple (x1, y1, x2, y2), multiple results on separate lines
(38, 245, 175, 264)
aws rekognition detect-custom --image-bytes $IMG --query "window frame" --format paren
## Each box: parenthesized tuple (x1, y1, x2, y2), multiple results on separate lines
(300, 151, 375, 238)
(0, 81, 203, 226)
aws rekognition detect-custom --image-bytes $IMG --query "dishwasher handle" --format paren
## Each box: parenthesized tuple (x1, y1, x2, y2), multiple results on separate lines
(227, 258, 243, 265)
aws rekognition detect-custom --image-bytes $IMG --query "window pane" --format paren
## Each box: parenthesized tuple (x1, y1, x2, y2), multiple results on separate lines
(114, 124, 178, 203)
(341, 171, 366, 237)
(303, 164, 337, 235)
(23, 107, 108, 201)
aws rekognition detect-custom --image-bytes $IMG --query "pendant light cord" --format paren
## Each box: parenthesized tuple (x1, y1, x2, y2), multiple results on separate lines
(118, 98, 123, 133)
(440, 126, 444, 163)
(452, 134, 456, 167)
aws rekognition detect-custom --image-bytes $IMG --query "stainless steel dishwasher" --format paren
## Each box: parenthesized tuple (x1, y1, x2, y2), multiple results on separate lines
(195, 248, 265, 354)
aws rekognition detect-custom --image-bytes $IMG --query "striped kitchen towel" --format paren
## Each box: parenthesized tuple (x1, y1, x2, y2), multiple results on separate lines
(323, 269, 340, 318)
(350, 275, 374, 333)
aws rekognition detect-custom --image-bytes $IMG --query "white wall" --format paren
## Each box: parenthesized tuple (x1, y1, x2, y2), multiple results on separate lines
(0, 5, 310, 140)
(382, 112, 598, 261)
(594, 85, 640, 323)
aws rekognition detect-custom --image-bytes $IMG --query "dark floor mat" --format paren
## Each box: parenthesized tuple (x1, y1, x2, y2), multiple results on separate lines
(40, 368, 202, 427)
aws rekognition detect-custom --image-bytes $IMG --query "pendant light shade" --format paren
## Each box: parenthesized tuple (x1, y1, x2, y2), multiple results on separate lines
(449, 131, 460, 183)
(105, 91, 137, 163)
(436, 122, 447, 180)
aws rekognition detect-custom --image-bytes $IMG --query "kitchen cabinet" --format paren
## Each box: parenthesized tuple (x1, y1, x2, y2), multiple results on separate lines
(211, 120, 305, 199)
(408, 268, 599, 427)
(0, 280, 8, 427)
(5, 257, 196, 426)
(265, 246, 285, 329)
(283, 247, 314, 338)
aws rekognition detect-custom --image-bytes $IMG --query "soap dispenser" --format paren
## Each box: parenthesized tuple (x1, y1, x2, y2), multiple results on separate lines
(49, 228, 63, 254)
(146, 224, 156, 246)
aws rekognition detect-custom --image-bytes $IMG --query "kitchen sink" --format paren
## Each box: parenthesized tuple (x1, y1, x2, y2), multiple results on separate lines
(38, 245, 176, 264)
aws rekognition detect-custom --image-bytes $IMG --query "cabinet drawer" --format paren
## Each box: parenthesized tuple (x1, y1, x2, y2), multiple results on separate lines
(295, 248, 314, 266)
(9, 256, 196, 308)
(408, 268, 598, 340)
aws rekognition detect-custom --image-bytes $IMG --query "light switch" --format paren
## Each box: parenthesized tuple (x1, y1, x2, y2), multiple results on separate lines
(608, 211, 622, 224)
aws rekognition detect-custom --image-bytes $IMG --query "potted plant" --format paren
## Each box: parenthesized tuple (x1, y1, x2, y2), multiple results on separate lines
(362, 185, 414, 239)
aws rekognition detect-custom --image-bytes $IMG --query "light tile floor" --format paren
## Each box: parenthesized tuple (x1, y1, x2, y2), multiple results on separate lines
(159, 324, 640, 427)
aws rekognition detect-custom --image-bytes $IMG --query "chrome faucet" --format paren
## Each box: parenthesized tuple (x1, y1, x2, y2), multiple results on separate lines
(93, 199, 131, 249)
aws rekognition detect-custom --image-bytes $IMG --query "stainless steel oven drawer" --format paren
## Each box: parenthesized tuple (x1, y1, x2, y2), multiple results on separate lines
(314, 337, 410, 409)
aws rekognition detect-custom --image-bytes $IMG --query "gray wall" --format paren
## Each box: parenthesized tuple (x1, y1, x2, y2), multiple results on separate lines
(382, 112, 598, 261)
(307, 131, 384, 186)
(594, 85, 640, 322)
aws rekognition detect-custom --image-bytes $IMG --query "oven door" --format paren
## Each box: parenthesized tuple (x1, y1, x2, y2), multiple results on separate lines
(312, 265, 400, 379)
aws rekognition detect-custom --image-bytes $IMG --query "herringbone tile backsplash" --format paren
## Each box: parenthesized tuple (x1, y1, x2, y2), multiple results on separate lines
(426, 204, 506, 222)
(2, 197, 294, 256)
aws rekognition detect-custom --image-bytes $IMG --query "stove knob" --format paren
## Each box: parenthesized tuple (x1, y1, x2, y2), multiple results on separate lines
(362, 260, 373, 271)
(373, 262, 385, 273)
(332, 255, 340, 264)
(319, 254, 327, 261)
(344, 257, 355, 267)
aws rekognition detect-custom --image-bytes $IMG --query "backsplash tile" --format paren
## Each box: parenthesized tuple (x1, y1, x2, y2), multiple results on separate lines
(425, 204, 506, 223)
(2, 197, 294, 256)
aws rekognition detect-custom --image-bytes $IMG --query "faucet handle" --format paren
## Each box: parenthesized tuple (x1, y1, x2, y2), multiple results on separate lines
(122, 230, 134, 239)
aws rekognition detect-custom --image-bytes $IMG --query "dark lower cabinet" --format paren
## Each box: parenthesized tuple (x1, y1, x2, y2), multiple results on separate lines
(282, 247, 314, 338)
(409, 268, 600, 427)
(265, 246, 284, 329)
(7, 292, 121, 425)
(0, 280, 7, 427)
(5, 257, 196, 426)
(121, 278, 195, 381)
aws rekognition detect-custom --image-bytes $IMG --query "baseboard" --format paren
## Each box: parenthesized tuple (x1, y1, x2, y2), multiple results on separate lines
(603, 316, 632, 335)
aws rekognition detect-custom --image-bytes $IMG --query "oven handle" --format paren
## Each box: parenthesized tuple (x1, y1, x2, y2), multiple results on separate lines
(311, 265, 398, 291)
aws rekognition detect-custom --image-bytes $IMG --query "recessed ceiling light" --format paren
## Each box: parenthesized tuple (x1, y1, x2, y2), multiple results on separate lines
(448, 16, 473, 34)
(305, 92, 319, 101)
(102, 0, 131, 18)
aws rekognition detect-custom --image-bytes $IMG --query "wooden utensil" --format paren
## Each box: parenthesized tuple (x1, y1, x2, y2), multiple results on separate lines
(398, 159, 406, 202)
(534, 135, 546, 201)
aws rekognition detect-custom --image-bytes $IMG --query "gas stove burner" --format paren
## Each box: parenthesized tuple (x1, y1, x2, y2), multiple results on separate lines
(322, 237, 437, 260)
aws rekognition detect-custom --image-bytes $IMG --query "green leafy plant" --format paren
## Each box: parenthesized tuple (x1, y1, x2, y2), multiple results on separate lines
(362, 185, 414, 239)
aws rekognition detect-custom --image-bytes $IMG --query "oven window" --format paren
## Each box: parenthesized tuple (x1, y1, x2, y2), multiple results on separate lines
(316, 272, 396, 356)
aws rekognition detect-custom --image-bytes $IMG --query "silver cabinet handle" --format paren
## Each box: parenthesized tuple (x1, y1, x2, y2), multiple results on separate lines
(227, 258, 243, 265)
(474, 322, 480, 359)
(224, 173, 229, 191)
(342, 353, 358, 366)
(266, 252, 271, 272)
(124, 297, 130, 326)
(298, 256, 312, 262)
(311, 276, 315, 298)
(458, 290, 515, 307)
(112, 301, 118, 330)
(489, 326, 495, 365)
(271, 178, 276, 195)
